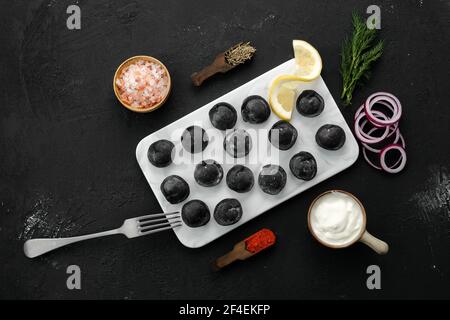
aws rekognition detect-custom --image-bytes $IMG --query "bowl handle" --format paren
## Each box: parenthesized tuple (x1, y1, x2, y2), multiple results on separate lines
(359, 230, 389, 255)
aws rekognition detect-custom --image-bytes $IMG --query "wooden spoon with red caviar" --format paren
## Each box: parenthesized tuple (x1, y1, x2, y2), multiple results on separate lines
(213, 229, 276, 270)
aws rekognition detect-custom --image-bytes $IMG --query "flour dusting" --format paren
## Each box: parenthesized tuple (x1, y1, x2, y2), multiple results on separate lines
(251, 13, 277, 31)
(410, 166, 450, 223)
(19, 195, 77, 240)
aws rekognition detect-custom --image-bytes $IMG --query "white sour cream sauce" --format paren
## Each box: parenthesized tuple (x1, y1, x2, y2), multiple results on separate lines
(310, 191, 364, 246)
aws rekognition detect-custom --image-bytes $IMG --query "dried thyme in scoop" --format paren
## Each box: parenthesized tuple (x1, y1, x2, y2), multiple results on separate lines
(225, 42, 256, 67)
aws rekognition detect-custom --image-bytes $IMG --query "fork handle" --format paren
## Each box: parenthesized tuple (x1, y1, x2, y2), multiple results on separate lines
(23, 229, 121, 258)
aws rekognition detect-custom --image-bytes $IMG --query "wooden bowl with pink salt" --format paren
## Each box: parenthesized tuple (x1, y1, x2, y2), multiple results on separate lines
(113, 55, 171, 113)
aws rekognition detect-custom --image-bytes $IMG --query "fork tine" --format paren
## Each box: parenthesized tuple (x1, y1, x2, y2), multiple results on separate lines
(139, 223, 182, 236)
(138, 220, 182, 233)
(138, 215, 180, 227)
(136, 211, 179, 222)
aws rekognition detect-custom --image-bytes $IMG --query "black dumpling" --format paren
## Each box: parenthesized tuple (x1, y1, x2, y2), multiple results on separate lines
(147, 139, 174, 167)
(315, 124, 346, 150)
(226, 165, 254, 193)
(268, 120, 298, 150)
(209, 102, 237, 130)
(181, 200, 210, 228)
(214, 198, 243, 226)
(241, 95, 271, 124)
(194, 160, 223, 187)
(181, 125, 209, 153)
(296, 90, 325, 117)
(289, 152, 317, 181)
(223, 129, 252, 158)
(160, 175, 190, 204)
(258, 164, 287, 195)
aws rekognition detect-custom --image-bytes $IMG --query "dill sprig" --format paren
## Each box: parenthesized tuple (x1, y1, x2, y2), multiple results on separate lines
(341, 12, 383, 106)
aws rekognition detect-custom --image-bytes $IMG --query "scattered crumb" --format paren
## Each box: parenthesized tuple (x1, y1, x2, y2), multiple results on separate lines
(408, 167, 449, 274)
(409, 166, 450, 223)
(251, 13, 277, 31)
(19, 196, 52, 240)
(51, 260, 61, 270)
(18, 195, 77, 240)
(47, 0, 57, 7)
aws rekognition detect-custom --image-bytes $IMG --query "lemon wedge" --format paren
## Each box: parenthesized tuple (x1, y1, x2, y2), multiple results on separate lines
(292, 40, 322, 81)
(268, 41, 322, 120)
(268, 75, 303, 120)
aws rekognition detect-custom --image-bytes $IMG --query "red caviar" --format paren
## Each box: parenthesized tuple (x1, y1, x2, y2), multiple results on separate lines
(244, 229, 276, 254)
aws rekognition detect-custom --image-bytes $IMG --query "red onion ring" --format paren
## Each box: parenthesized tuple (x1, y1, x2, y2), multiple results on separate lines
(380, 144, 407, 173)
(355, 101, 399, 144)
(366, 100, 398, 128)
(398, 132, 406, 149)
(362, 131, 405, 170)
(355, 92, 406, 173)
(362, 141, 405, 171)
(356, 100, 396, 124)
(363, 92, 402, 120)
(354, 112, 390, 144)
(362, 128, 402, 153)
(358, 110, 399, 141)
(362, 147, 383, 170)
(355, 105, 364, 120)
(364, 92, 402, 127)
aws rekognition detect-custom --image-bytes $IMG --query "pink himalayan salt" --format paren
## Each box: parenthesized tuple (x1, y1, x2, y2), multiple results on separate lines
(116, 59, 169, 109)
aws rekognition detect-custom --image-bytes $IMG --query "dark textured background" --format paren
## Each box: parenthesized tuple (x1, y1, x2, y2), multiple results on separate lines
(1, 0, 449, 299)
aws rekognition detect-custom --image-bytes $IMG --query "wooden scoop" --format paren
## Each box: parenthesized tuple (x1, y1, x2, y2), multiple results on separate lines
(191, 52, 234, 86)
(213, 240, 253, 270)
(213, 228, 276, 270)
(191, 42, 256, 86)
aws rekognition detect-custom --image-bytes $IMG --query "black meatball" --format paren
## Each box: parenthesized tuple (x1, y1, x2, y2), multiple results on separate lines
(160, 175, 190, 204)
(147, 139, 174, 167)
(296, 90, 325, 117)
(214, 198, 243, 226)
(181, 125, 208, 153)
(223, 129, 252, 158)
(258, 165, 287, 195)
(241, 95, 271, 124)
(268, 120, 298, 150)
(194, 160, 223, 187)
(226, 165, 254, 193)
(289, 152, 317, 181)
(181, 200, 210, 228)
(315, 124, 346, 150)
(209, 102, 237, 130)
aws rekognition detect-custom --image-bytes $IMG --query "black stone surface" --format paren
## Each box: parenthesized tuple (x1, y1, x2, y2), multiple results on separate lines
(0, 0, 449, 299)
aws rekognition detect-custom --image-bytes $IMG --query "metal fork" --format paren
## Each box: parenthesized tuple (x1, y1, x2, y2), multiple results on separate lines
(23, 212, 181, 258)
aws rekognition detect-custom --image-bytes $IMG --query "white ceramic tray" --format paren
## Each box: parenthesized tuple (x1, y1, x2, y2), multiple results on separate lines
(136, 59, 359, 248)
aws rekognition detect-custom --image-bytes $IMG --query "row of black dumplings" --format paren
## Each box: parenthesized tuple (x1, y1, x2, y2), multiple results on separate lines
(161, 155, 317, 200)
(181, 198, 242, 228)
(147, 92, 346, 167)
(148, 120, 344, 168)
(210, 90, 327, 131)
(160, 154, 317, 228)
